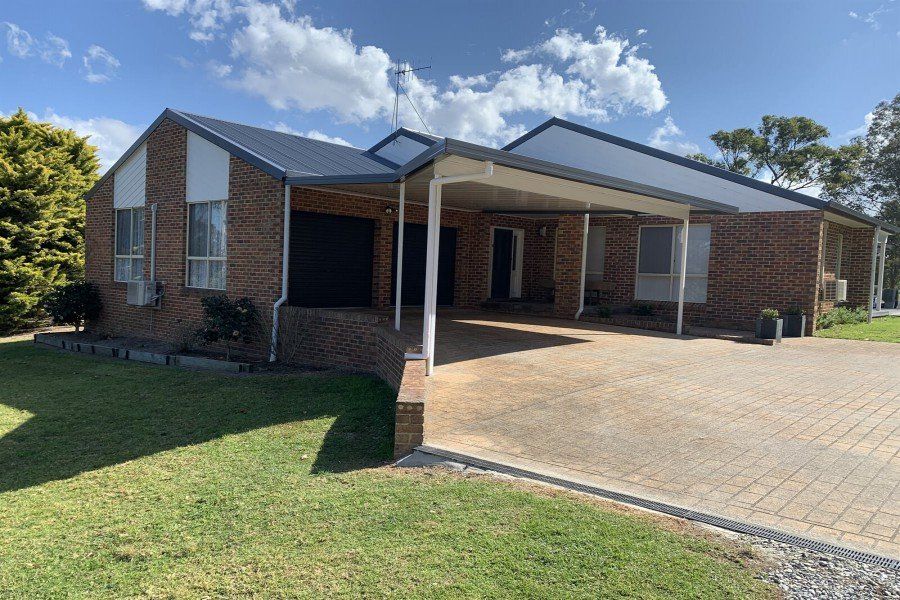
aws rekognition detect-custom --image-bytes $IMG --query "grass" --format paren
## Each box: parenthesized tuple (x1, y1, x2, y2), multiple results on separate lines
(815, 316, 900, 343)
(0, 338, 774, 599)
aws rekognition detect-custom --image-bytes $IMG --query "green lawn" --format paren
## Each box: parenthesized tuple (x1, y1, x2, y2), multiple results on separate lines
(815, 316, 900, 342)
(0, 338, 773, 599)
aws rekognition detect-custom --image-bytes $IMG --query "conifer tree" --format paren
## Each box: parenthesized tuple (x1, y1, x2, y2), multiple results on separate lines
(0, 109, 98, 332)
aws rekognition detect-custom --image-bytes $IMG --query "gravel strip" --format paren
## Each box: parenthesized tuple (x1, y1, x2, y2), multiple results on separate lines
(737, 534, 900, 599)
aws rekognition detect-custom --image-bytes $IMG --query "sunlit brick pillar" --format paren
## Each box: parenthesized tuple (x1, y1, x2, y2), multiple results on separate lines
(553, 215, 585, 319)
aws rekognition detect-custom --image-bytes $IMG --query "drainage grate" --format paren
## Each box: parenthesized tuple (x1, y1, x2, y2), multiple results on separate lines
(416, 445, 899, 570)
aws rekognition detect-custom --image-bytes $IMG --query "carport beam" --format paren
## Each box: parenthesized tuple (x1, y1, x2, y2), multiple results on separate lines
(676, 216, 689, 335)
(868, 226, 881, 323)
(394, 181, 406, 331)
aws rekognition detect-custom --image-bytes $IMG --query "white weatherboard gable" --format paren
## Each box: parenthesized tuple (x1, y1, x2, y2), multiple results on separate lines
(509, 125, 818, 213)
(113, 143, 146, 208)
(374, 135, 429, 166)
(187, 131, 230, 203)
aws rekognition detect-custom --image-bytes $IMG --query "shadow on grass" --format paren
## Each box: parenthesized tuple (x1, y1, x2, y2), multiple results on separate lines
(0, 341, 396, 493)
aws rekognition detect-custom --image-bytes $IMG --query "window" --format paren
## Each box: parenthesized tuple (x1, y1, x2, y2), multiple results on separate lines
(114, 207, 144, 282)
(187, 200, 226, 289)
(635, 224, 710, 303)
(585, 226, 606, 284)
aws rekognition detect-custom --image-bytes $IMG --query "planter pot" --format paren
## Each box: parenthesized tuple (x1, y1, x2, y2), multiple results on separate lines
(755, 318, 783, 342)
(782, 314, 806, 338)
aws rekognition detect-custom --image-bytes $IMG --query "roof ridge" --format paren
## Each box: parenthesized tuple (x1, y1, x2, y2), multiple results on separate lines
(171, 108, 364, 151)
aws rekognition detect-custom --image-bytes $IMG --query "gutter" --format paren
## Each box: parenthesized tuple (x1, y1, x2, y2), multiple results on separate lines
(269, 183, 291, 362)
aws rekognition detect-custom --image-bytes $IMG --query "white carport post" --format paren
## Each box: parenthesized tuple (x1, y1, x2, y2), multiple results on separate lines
(676, 215, 690, 335)
(868, 226, 881, 323)
(421, 162, 494, 376)
(394, 180, 406, 331)
(575, 209, 590, 320)
(876, 234, 887, 311)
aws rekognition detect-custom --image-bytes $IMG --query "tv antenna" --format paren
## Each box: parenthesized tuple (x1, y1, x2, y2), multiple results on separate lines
(391, 60, 432, 134)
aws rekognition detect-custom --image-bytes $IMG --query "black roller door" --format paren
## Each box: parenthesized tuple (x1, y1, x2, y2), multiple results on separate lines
(391, 223, 457, 306)
(289, 211, 374, 307)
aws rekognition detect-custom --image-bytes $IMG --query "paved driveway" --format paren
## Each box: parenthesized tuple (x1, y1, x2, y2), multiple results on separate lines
(424, 311, 900, 558)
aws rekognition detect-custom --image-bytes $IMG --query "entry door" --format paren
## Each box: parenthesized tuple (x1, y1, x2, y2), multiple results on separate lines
(490, 227, 524, 299)
(391, 222, 457, 306)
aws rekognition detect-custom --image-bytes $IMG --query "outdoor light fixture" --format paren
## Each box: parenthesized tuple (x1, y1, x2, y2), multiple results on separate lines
(539, 226, 548, 237)
(385, 206, 394, 215)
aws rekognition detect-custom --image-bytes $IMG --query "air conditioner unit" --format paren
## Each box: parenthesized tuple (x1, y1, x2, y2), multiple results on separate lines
(126, 280, 163, 307)
(835, 279, 848, 303)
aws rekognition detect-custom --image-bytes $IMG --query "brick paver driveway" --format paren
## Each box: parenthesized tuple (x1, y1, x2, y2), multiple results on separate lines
(424, 311, 900, 558)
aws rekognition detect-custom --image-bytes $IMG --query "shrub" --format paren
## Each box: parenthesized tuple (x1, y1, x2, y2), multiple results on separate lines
(41, 281, 102, 331)
(596, 305, 612, 318)
(631, 301, 654, 316)
(815, 306, 867, 330)
(783, 305, 805, 316)
(760, 308, 780, 320)
(197, 295, 260, 360)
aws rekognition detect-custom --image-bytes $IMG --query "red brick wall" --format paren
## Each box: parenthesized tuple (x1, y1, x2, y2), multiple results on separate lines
(587, 211, 826, 331)
(553, 215, 587, 318)
(85, 119, 284, 358)
(815, 221, 874, 315)
(289, 187, 554, 309)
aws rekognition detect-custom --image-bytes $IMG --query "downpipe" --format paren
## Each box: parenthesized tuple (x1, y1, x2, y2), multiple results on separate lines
(270, 183, 291, 362)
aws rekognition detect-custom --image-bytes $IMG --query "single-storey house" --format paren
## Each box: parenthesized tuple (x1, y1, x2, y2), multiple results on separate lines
(84, 108, 897, 385)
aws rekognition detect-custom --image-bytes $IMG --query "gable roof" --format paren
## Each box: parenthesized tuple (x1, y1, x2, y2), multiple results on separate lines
(85, 108, 396, 198)
(503, 117, 898, 234)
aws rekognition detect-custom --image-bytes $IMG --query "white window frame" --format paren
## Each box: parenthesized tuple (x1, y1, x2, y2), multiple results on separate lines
(114, 207, 145, 282)
(635, 224, 710, 303)
(186, 199, 227, 290)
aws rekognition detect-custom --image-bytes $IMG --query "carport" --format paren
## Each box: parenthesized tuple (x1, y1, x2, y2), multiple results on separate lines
(288, 138, 739, 375)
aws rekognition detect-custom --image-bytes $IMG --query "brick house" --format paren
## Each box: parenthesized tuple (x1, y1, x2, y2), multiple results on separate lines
(85, 109, 897, 379)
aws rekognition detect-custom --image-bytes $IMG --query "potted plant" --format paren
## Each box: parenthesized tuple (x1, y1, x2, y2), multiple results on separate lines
(782, 306, 806, 338)
(755, 308, 783, 342)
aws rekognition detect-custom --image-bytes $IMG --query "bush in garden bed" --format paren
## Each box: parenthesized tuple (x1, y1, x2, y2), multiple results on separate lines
(815, 306, 867, 330)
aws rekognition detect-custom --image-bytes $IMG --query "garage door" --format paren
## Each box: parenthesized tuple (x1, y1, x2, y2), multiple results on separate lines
(289, 211, 374, 307)
(391, 222, 457, 306)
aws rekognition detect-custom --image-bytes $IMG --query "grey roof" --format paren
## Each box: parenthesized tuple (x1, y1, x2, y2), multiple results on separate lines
(86, 108, 395, 197)
(176, 110, 396, 176)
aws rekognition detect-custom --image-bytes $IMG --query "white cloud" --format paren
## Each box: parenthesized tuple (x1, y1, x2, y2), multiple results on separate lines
(836, 111, 875, 142)
(2, 23, 71, 66)
(142, 0, 235, 42)
(32, 110, 143, 172)
(270, 122, 352, 146)
(3, 22, 34, 57)
(636, 28, 648, 36)
(40, 33, 71, 67)
(848, 4, 892, 30)
(647, 116, 700, 156)
(149, 2, 669, 147)
(206, 60, 233, 77)
(83, 45, 120, 83)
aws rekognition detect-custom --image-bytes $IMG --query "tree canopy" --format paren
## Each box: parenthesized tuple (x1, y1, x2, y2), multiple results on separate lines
(686, 115, 864, 197)
(0, 109, 99, 332)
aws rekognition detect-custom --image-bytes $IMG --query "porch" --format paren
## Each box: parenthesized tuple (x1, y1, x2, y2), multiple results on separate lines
(288, 142, 739, 376)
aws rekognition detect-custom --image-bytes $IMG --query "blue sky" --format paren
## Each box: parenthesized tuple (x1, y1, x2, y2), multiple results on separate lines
(2, 0, 898, 172)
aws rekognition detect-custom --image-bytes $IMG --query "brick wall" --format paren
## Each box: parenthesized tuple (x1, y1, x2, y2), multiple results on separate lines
(289, 187, 556, 310)
(815, 220, 874, 315)
(553, 215, 587, 318)
(587, 211, 827, 331)
(277, 306, 387, 371)
(85, 119, 284, 358)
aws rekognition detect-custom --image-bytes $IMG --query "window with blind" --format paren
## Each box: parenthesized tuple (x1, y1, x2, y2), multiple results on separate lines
(186, 200, 226, 289)
(114, 207, 145, 282)
(635, 224, 710, 303)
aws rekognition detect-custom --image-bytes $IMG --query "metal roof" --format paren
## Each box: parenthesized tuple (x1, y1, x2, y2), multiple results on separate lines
(287, 138, 741, 215)
(503, 117, 899, 234)
(86, 108, 395, 198)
